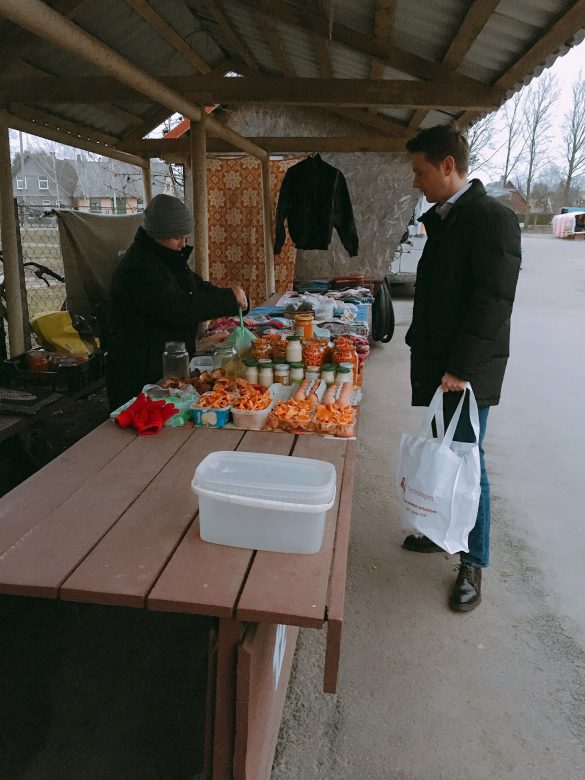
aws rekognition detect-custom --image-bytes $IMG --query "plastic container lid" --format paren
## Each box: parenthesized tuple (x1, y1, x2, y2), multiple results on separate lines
(243, 358, 259, 366)
(289, 362, 304, 368)
(321, 363, 337, 371)
(286, 335, 300, 341)
(336, 366, 352, 374)
(274, 363, 290, 370)
(193, 451, 336, 506)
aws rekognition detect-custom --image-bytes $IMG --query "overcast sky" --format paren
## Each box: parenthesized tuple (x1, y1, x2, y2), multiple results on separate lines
(473, 36, 585, 184)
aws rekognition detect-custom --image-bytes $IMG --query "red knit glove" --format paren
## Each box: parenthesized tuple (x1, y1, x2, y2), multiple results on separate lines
(115, 393, 178, 435)
(115, 393, 149, 429)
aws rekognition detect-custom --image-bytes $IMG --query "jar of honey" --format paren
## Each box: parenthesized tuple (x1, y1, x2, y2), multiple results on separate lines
(294, 312, 314, 340)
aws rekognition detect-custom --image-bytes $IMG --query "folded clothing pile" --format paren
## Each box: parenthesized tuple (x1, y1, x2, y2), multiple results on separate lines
(114, 393, 179, 435)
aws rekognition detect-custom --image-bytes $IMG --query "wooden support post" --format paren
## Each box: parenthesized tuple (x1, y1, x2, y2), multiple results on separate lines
(260, 158, 275, 298)
(190, 118, 209, 281)
(141, 160, 152, 205)
(0, 115, 26, 356)
(13, 200, 31, 350)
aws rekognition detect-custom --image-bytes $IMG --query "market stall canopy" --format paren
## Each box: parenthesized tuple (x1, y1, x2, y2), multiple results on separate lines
(0, 0, 584, 157)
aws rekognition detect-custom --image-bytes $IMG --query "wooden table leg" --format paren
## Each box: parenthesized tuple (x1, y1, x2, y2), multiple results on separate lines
(213, 617, 244, 779)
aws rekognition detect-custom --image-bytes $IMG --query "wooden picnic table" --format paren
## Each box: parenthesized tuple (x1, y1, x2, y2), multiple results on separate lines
(0, 413, 355, 778)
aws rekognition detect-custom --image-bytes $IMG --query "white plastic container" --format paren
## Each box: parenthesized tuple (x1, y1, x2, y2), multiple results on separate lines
(192, 451, 336, 553)
(231, 401, 275, 430)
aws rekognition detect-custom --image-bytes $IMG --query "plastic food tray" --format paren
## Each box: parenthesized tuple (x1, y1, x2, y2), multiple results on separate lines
(192, 405, 231, 427)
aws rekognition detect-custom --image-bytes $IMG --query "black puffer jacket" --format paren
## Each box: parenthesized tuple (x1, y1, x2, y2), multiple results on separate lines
(106, 227, 239, 410)
(274, 154, 359, 257)
(406, 180, 521, 407)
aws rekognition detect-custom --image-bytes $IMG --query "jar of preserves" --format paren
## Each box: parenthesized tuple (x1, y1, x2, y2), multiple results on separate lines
(320, 364, 337, 386)
(336, 366, 352, 385)
(274, 363, 291, 385)
(267, 334, 288, 361)
(305, 366, 320, 384)
(212, 344, 239, 379)
(258, 362, 274, 388)
(294, 312, 314, 339)
(302, 338, 328, 368)
(163, 341, 190, 383)
(286, 335, 302, 363)
(289, 362, 305, 383)
(243, 357, 259, 384)
(250, 337, 272, 360)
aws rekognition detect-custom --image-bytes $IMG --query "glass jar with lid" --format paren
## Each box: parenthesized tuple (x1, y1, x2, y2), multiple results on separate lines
(212, 344, 238, 378)
(294, 311, 314, 339)
(335, 365, 352, 385)
(258, 362, 274, 388)
(289, 362, 305, 383)
(242, 357, 259, 384)
(305, 365, 320, 384)
(274, 363, 291, 386)
(286, 335, 303, 363)
(320, 364, 337, 386)
(163, 341, 189, 383)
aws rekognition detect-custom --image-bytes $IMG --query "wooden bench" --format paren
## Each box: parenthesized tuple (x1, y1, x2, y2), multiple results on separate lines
(0, 419, 355, 778)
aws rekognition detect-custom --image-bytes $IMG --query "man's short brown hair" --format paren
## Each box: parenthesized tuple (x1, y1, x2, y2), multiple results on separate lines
(406, 125, 469, 174)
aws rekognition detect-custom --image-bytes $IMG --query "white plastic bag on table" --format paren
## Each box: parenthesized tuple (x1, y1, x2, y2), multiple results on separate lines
(396, 384, 481, 554)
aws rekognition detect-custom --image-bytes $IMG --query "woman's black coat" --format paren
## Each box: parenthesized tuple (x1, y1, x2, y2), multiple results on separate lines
(106, 227, 239, 410)
(406, 180, 521, 407)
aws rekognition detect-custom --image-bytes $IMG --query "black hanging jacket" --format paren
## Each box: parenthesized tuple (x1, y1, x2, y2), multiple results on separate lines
(106, 227, 239, 410)
(274, 154, 359, 257)
(406, 180, 521, 407)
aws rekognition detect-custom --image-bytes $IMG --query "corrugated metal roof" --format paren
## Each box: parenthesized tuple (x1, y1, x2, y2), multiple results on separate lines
(0, 0, 583, 151)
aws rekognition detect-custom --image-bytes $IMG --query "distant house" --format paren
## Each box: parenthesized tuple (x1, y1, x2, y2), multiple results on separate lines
(12, 152, 175, 213)
(485, 181, 528, 213)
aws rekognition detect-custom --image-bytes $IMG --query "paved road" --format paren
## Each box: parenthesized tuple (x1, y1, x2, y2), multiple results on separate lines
(272, 234, 585, 780)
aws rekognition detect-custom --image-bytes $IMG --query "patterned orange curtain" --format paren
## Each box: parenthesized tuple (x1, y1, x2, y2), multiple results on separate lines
(206, 157, 299, 308)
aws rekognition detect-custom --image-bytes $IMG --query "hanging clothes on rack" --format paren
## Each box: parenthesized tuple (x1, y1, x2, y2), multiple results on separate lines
(273, 153, 359, 257)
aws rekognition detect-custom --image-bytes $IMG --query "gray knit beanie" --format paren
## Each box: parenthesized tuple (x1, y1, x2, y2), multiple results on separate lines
(143, 194, 194, 239)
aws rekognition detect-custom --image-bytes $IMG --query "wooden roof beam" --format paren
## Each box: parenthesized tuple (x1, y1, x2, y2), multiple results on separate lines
(119, 136, 408, 155)
(0, 0, 87, 70)
(370, 1, 398, 86)
(0, 0, 268, 159)
(256, 3, 295, 76)
(7, 103, 123, 147)
(495, 0, 585, 92)
(0, 75, 503, 109)
(125, 0, 211, 74)
(202, 0, 259, 71)
(459, 0, 585, 129)
(306, 0, 333, 78)
(4, 111, 148, 167)
(409, 0, 500, 129)
(232, 0, 493, 91)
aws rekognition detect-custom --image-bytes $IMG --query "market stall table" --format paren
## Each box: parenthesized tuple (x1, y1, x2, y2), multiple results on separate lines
(0, 415, 355, 778)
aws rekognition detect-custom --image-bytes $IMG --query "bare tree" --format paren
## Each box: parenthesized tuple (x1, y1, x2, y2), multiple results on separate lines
(561, 72, 585, 203)
(466, 112, 498, 174)
(500, 91, 526, 183)
(521, 72, 558, 227)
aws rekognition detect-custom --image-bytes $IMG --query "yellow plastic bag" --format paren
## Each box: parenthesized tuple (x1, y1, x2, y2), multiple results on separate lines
(30, 311, 94, 356)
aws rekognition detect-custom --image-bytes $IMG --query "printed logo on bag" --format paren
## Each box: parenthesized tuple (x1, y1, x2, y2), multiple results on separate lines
(400, 477, 435, 503)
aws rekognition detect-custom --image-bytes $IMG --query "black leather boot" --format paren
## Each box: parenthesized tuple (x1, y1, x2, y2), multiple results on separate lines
(402, 534, 442, 553)
(449, 564, 482, 612)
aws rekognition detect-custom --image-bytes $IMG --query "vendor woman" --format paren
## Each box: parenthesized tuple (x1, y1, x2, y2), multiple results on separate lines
(106, 194, 247, 410)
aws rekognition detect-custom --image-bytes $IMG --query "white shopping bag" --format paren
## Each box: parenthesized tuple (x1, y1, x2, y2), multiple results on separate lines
(396, 384, 481, 554)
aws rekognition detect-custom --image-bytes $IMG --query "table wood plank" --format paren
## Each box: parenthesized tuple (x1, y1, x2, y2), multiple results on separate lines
(0, 422, 134, 557)
(324, 439, 356, 694)
(60, 428, 245, 607)
(0, 428, 191, 598)
(0, 414, 29, 443)
(147, 430, 295, 618)
(236, 436, 347, 629)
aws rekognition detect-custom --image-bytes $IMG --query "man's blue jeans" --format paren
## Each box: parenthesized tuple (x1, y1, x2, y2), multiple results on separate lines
(440, 396, 491, 568)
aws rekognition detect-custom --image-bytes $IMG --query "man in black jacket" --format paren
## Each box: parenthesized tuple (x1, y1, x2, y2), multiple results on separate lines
(106, 194, 247, 410)
(402, 125, 521, 611)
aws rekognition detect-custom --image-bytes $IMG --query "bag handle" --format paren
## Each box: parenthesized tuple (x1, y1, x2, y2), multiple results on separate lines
(417, 383, 480, 447)
(440, 383, 480, 451)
